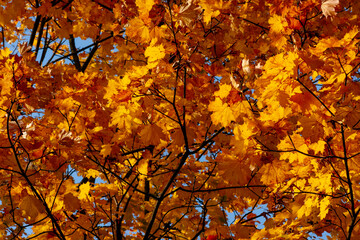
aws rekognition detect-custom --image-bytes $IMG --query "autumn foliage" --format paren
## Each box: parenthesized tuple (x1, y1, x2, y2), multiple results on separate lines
(0, 0, 360, 239)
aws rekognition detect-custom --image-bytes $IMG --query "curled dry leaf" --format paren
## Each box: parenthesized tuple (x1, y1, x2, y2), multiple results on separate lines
(321, 0, 339, 19)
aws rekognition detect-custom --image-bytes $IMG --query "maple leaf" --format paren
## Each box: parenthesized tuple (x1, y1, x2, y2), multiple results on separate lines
(309, 173, 333, 195)
(86, 169, 100, 179)
(214, 84, 232, 99)
(297, 196, 318, 219)
(234, 122, 253, 140)
(136, 0, 155, 17)
(138, 160, 148, 178)
(208, 98, 235, 127)
(110, 104, 142, 132)
(140, 124, 167, 146)
(259, 105, 292, 124)
(200, 0, 221, 24)
(319, 197, 331, 220)
(104, 76, 131, 100)
(100, 144, 113, 157)
(268, 15, 288, 33)
(309, 140, 327, 154)
(79, 182, 91, 200)
(145, 39, 165, 68)
(63, 193, 81, 212)
(19, 195, 46, 221)
(260, 160, 290, 185)
(126, 18, 151, 42)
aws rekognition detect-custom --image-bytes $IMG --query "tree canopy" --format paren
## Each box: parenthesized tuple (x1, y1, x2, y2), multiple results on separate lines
(0, 0, 360, 239)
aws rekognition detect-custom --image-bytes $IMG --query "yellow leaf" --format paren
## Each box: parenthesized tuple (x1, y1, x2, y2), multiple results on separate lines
(233, 122, 253, 140)
(91, 126, 103, 132)
(79, 182, 91, 200)
(118, 75, 131, 88)
(311, 71, 318, 81)
(200, 0, 221, 24)
(278, 138, 293, 150)
(319, 196, 330, 219)
(100, 144, 113, 157)
(0, 48, 11, 60)
(110, 105, 142, 132)
(318, 73, 340, 84)
(343, 26, 359, 43)
(129, 65, 149, 79)
(208, 98, 235, 127)
(214, 84, 231, 99)
(136, 0, 155, 17)
(313, 173, 332, 195)
(145, 39, 165, 68)
(138, 160, 148, 177)
(104, 76, 131, 100)
(126, 18, 151, 42)
(271, 35, 288, 50)
(309, 140, 326, 154)
(268, 15, 287, 33)
(259, 106, 291, 123)
(260, 160, 290, 185)
(0, 73, 13, 96)
(313, 37, 340, 54)
(86, 169, 100, 179)
(297, 196, 317, 219)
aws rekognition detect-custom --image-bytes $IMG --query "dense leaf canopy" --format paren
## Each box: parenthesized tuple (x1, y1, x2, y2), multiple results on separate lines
(0, 0, 360, 239)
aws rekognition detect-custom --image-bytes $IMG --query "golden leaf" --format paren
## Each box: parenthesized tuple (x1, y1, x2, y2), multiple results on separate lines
(214, 84, 231, 99)
(136, 0, 155, 17)
(100, 144, 113, 157)
(200, 0, 221, 24)
(126, 18, 151, 42)
(145, 39, 165, 68)
(297, 196, 318, 219)
(268, 15, 287, 33)
(319, 196, 331, 219)
(138, 160, 148, 178)
(79, 182, 91, 200)
(86, 169, 100, 179)
(208, 98, 235, 127)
